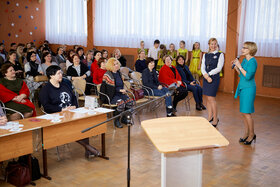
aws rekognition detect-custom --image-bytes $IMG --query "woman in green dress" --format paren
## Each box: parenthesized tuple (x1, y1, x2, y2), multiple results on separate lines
(232, 41, 258, 145)
(0, 63, 35, 120)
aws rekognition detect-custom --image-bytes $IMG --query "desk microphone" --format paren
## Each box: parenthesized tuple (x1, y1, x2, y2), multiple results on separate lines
(231, 56, 240, 69)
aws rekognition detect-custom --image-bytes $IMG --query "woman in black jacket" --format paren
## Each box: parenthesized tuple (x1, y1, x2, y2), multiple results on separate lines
(142, 57, 173, 116)
(67, 54, 92, 94)
(100, 58, 133, 128)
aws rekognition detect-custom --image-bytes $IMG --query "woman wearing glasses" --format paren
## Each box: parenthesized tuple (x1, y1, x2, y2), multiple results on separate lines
(232, 42, 258, 145)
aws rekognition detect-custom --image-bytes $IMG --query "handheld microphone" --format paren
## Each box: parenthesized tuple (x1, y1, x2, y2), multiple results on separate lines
(231, 56, 240, 69)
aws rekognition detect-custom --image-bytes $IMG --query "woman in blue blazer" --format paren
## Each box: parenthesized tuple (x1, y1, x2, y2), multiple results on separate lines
(232, 42, 258, 145)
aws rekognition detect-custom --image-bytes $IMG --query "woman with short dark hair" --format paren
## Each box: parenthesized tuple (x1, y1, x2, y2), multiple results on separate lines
(39, 65, 99, 158)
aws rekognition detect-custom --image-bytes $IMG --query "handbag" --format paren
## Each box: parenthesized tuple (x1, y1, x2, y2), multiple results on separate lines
(18, 155, 41, 181)
(131, 87, 144, 101)
(5, 161, 31, 187)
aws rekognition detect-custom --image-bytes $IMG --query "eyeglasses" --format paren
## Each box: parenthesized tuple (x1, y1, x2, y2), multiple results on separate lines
(31, 55, 36, 57)
(242, 47, 248, 49)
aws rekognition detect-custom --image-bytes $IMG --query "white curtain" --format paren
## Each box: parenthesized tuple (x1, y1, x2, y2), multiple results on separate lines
(45, 0, 87, 46)
(94, 0, 228, 52)
(238, 0, 280, 57)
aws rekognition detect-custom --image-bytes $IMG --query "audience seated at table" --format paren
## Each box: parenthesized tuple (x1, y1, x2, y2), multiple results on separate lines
(0, 63, 36, 120)
(92, 58, 107, 85)
(142, 57, 174, 116)
(39, 65, 100, 158)
(176, 55, 206, 111)
(100, 58, 134, 128)
(158, 55, 188, 114)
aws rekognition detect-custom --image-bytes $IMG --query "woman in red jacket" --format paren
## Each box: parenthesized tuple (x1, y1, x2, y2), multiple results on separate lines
(0, 63, 36, 120)
(159, 55, 188, 114)
(92, 58, 107, 85)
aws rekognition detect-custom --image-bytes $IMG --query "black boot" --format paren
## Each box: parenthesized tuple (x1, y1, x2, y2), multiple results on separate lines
(113, 111, 123, 128)
(114, 117, 123, 128)
(121, 115, 128, 124)
(196, 103, 202, 111)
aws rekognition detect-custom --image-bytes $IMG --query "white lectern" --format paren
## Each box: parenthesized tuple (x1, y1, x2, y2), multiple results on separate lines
(141, 117, 229, 187)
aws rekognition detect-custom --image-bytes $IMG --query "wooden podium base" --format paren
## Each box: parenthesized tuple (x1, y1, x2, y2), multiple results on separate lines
(161, 151, 203, 187)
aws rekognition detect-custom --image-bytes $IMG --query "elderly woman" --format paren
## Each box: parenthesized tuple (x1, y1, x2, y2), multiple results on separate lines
(232, 42, 258, 145)
(24, 51, 44, 92)
(0, 63, 36, 120)
(39, 65, 99, 158)
(142, 57, 174, 117)
(176, 55, 205, 111)
(113, 49, 127, 67)
(100, 58, 134, 128)
(159, 55, 188, 114)
(5, 50, 24, 78)
(41, 52, 58, 75)
(92, 58, 107, 85)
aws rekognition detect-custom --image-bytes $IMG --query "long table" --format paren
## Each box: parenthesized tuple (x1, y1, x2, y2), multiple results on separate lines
(0, 108, 111, 180)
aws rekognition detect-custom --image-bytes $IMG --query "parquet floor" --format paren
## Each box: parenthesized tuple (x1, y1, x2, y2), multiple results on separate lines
(1, 92, 280, 187)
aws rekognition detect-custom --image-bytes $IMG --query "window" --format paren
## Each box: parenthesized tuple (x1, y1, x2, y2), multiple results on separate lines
(45, 0, 87, 46)
(94, 0, 228, 52)
(238, 0, 280, 57)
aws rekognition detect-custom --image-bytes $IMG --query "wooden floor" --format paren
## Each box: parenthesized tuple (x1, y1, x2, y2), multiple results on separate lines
(1, 92, 280, 187)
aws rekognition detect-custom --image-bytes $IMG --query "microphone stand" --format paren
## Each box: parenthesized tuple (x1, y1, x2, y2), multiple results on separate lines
(82, 92, 172, 187)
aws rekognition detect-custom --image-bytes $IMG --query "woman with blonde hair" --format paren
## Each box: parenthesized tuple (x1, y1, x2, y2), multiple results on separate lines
(232, 42, 258, 145)
(100, 58, 133, 128)
(201, 38, 224, 127)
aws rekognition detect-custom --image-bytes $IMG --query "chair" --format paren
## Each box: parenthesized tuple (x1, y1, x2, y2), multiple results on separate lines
(0, 101, 24, 119)
(72, 79, 99, 107)
(120, 67, 130, 80)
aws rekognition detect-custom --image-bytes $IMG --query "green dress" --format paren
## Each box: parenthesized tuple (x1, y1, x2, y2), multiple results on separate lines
(234, 57, 257, 113)
(0, 78, 32, 114)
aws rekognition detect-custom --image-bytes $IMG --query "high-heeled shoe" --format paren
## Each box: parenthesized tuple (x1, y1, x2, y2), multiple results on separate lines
(244, 134, 256, 145)
(212, 119, 219, 128)
(239, 136, 248, 142)
(209, 117, 213, 122)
